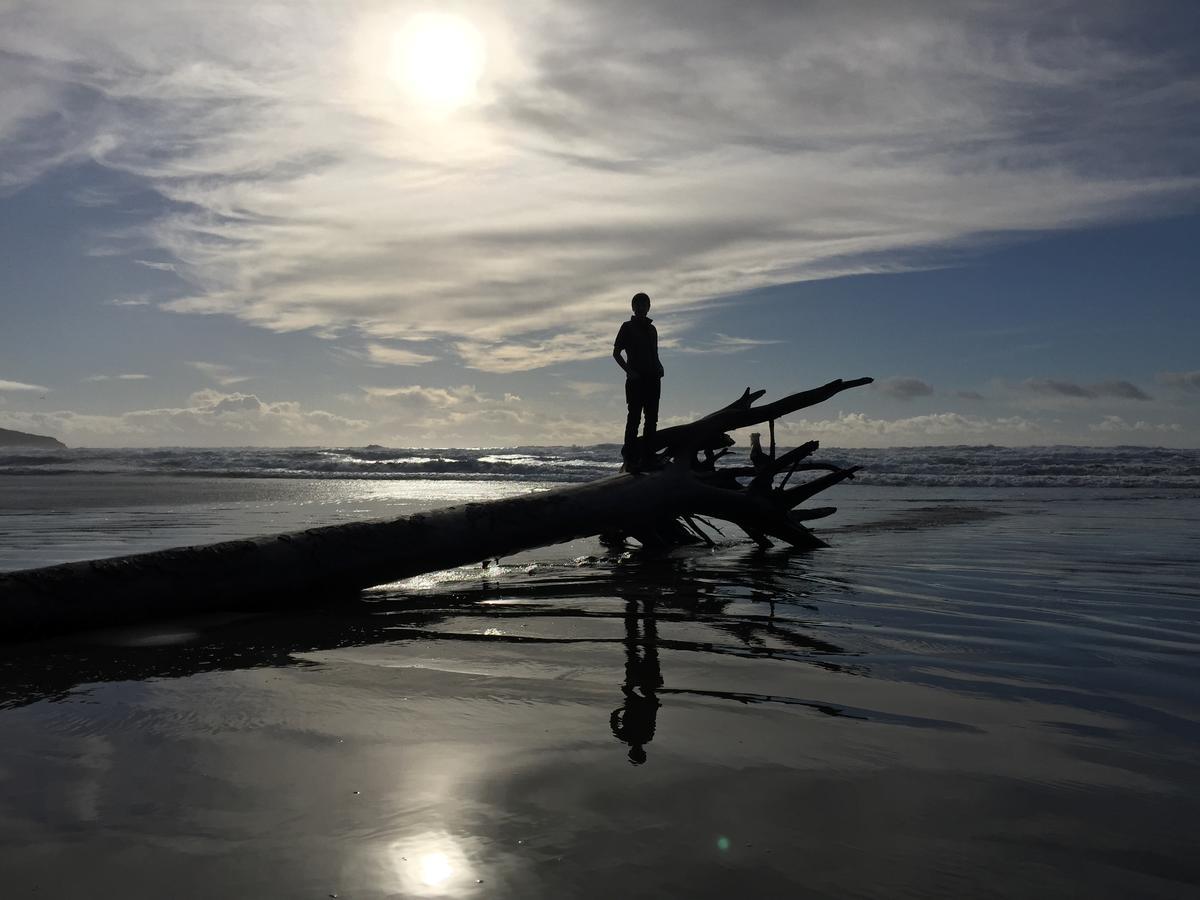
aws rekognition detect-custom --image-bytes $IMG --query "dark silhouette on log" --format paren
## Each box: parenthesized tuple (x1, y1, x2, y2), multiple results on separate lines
(0, 377, 871, 642)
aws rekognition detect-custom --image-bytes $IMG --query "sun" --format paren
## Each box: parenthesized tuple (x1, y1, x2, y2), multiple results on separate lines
(389, 12, 487, 108)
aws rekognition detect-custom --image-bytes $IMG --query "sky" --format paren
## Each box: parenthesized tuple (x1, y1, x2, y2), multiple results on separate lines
(1, 0, 1198, 448)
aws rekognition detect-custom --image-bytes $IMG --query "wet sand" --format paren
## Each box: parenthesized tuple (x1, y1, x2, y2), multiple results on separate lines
(1, 482, 1199, 898)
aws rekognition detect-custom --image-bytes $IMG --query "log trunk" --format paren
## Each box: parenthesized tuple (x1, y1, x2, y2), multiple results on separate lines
(0, 376, 872, 642)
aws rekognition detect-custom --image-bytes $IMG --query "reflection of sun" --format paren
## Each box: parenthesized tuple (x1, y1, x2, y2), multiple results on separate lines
(389, 12, 486, 108)
(387, 833, 473, 895)
(419, 852, 454, 887)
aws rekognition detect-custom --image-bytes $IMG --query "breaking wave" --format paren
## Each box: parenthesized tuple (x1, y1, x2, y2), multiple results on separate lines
(1, 444, 1197, 488)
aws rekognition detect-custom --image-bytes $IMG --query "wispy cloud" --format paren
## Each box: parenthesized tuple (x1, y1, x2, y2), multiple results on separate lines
(1024, 378, 1152, 400)
(455, 330, 615, 373)
(565, 380, 610, 397)
(83, 373, 150, 382)
(677, 333, 784, 355)
(364, 343, 439, 366)
(1, 1, 1196, 369)
(0, 379, 49, 393)
(133, 259, 177, 273)
(363, 384, 487, 410)
(1157, 370, 1200, 392)
(108, 295, 153, 307)
(875, 377, 935, 400)
(68, 186, 119, 207)
(188, 361, 251, 386)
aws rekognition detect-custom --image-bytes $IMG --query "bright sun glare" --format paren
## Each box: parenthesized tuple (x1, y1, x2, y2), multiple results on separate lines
(390, 13, 486, 108)
(419, 852, 454, 887)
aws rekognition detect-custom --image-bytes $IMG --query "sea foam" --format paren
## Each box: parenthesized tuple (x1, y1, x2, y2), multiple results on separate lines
(1, 444, 1197, 488)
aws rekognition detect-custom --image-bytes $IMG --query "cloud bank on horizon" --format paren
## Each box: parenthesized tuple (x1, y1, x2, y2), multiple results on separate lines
(1, 0, 1198, 446)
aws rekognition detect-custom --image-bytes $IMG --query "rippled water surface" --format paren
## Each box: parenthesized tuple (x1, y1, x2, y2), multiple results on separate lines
(1, 474, 1199, 898)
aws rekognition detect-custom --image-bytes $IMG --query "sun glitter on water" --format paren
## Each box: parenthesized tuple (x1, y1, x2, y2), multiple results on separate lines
(389, 12, 487, 108)
(419, 852, 454, 887)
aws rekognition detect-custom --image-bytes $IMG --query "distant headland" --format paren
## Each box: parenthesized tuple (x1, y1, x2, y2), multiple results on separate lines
(0, 427, 66, 449)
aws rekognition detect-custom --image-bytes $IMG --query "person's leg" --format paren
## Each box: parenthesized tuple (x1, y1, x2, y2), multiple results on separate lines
(641, 377, 661, 463)
(623, 378, 643, 464)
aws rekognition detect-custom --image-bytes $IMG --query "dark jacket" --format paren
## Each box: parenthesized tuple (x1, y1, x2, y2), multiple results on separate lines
(614, 316, 664, 379)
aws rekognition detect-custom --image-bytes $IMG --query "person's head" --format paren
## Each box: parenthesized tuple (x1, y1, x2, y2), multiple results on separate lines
(631, 292, 651, 317)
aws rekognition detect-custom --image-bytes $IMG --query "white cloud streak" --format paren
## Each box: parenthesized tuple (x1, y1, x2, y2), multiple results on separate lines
(676, 333, 784, 355)
(188, 361, 251, 386)
(1, 0, 1196, 372)
(83, 373, 150, 382)
(0, 379, 49, 393)
(364, 343, 439, 366)
(565, 380, 610, 397)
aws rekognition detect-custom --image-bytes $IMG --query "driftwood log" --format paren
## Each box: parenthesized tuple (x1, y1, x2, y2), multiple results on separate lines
(0, 377, 871, 642)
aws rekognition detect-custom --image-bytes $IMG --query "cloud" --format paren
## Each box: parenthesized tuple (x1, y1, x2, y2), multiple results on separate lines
(775, 411, 1043, 447)
(364, 343, 439, 366)
(1023, 378, 1151, 400)
(1093, 380, 1153, 400)
(676, 333, 784, 355)
(68, 185, 120, 207)
(0, 390, 368, 447)
(108, 295, 153, 307)
(956, 391, 985, 401)
(356, 383, 622, 444)
(454, 330, 614, 373)
(189, 361, 251, 386)
(83, 373, 150, 382)
(875, 377, 934, 400)
(363, 384, 486, 411)
(2, 1, 1196, 368)
(0, 379, 48, 393)
(1089, 416, 1181, 434)
(1025, 378, 1093, 399)
(208, 392, 262, 414)
(133, 259, 177, 272)
(565, 381, 610, 397)
(1157, 370, 1200, 392)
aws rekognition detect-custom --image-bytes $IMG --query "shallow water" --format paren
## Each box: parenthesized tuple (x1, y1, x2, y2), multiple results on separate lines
(1, 475, 1199, 898)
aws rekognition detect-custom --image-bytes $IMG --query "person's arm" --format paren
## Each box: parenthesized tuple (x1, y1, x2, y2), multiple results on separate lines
(614, 325, 637, 378)
(612, 346, 628, 374)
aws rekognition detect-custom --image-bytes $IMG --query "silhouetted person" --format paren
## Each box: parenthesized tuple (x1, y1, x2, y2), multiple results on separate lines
(613, 292, 664, 470)
(749, 432, 769, 471)
(610, 597, 662, 765)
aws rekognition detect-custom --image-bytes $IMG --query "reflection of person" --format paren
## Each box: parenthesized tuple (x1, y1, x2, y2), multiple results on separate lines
(613, 292, 664, 471)
(609, 597, 662, 765)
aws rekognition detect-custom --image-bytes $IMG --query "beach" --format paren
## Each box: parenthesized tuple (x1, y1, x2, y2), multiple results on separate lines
(1, 446, 1199, 898)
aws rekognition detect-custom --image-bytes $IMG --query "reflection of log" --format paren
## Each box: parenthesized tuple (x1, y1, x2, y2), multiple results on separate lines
(0, 377, 871, 641)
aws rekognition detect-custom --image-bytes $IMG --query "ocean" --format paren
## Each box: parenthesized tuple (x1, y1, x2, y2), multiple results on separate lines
(2, 444, 1199, 898)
